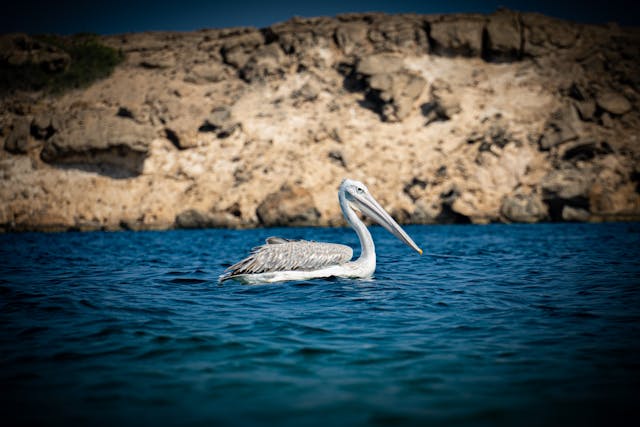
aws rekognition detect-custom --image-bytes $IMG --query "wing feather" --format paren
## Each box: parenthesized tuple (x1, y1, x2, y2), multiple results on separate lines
(221, 238, 353, 280)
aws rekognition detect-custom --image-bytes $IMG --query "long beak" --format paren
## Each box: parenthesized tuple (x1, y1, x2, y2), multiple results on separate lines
(353, 193, 423, 255)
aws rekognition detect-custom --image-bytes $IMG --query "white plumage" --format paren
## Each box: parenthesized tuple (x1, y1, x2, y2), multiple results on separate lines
(219, 179, 422, 284)
(221, 237, 352, 277)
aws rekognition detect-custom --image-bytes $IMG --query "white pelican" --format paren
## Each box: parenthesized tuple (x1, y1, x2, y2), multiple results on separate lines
(219, 178, 422, 284)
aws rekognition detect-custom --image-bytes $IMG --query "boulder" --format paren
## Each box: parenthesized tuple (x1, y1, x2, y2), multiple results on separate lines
(291, 82, 320, 103)
(334, 22, 369, 55)
(429, 16, 485, 57)
(538, 106, 580, 150)
(271, 17, 335, 55)
(422, 80, 461, 124)
(484, 10, 522, 60)
(362, 69, 426, 122)
(185, 62, 231, 84)
(4, 117, 31, 154)
(164, 127, 199, 149)
(541, 168, 590, 200)
(522, 13, 579, 56)
(501, 192, 548, 223)
(356, 53, 404, 75)
(256, 185, 321, 226)
(139, 52, 176, 69)
(200, 106, 240, 138)
(40, 112, 152, 177)
(574, 99, 596, 121)
(368, 16, 428, 52)
(410, 199, 441, 224)
(589, 182, 637, 217)
(30, 114, 60, 140)
(220, 30, 264, 68)
(175, 209, 211, 228)
(240, 43, 286, 82)
(562, 205, 590, 221)
(595, 91, 632, 115)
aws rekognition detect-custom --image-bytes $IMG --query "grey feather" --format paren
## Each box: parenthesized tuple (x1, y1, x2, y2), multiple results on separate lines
(220, 238, 353, 281)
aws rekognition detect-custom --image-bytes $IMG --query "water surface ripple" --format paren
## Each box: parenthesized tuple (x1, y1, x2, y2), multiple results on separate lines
(1, 223, 639, 426)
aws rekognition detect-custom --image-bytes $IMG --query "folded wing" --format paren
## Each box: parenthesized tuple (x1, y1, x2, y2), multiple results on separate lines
(221, 237, 353, 280)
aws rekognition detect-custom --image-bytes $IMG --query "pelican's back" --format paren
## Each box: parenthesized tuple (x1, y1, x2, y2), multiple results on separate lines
(219, 237, 353, 282)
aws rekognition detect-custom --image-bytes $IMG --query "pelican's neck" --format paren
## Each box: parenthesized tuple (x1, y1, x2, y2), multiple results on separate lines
(339, 191, 375, 267)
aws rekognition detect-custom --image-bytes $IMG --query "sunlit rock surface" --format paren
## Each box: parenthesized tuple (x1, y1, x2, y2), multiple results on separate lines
(1, 10, 639, 231)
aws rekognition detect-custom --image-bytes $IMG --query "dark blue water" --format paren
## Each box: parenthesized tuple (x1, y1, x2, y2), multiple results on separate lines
(1, 223, 639, 426)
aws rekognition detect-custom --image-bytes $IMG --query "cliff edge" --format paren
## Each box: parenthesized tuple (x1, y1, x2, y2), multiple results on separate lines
(1, 10, 639, 231)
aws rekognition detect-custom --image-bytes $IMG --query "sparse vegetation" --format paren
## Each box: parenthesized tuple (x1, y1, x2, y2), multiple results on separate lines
(0, 33, 124, 95)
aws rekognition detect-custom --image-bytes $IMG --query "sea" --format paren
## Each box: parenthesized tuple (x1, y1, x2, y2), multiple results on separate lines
(1, 223, 639, 426)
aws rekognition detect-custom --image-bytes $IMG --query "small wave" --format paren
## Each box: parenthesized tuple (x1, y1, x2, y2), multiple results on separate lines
(294, 346, 336, 356)
(52, 350, 94, 361)
(87, 326, 124, 338)
(133, 347, 178, 360)
(78, 299, 99, 309)
(18, 326, 49, 337)
(167, 278, 209, 284)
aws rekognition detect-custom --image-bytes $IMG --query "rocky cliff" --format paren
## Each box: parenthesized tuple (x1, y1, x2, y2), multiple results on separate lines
(1, 10, 639, 231)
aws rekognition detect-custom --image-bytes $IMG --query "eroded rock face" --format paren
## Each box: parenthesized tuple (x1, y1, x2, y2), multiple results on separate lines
(501, 193, 548, 223)
(39, 112, 153, 178)
(256, 185, 321, 227)
(356, 53, 426, 122)
(538, 105, 580, 150)
(1, 10, 639, 232)
(429, 16, 485, 57)
(484, 10, 522, 61)
(4, 117, 32, 154)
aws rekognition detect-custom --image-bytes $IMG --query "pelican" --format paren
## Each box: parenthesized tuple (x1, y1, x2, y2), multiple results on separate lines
(219, 178, 422, 284)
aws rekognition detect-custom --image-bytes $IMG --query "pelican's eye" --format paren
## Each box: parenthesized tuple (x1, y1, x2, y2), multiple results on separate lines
(356, 187, 365, 195)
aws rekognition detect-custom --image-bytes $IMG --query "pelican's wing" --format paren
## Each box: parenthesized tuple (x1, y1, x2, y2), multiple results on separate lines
(220, 237, 353, 280)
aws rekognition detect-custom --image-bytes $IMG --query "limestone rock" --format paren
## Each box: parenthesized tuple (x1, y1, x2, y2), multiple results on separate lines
(256, 185, 320, 227)
(574, 99, 596, 121)
(4, 117, 31, 154)
(422, 80, 461, 124)
(1, 11, 640, 231)
(185, 62, 231, 84)
(240, 43, 286, 82)
(539, 106, 580, 150)
(589, 182, 639, 217)
(139, 52, 176, 69)
(562, 205, 590, 221)
(501, 193, 548, 223)
(40, 112, 152, 177)
(292, 82, 320, 103)
(429, 16, 485, 57)
(541, 168, 591, 200)
(595, 91, 632, 115)
(31, 114, 60, 140)
(522, 13, 579, 56)
(358, 58, 426, 122)
(271, 17, 335, 55)
(335, 22, 369, 55)
(367, 16, 428, 52)
(201, 106, 240, 138)
(484, 10, 522, 60)
(356, 53, 404, 75)
(220, 30, 263, 68)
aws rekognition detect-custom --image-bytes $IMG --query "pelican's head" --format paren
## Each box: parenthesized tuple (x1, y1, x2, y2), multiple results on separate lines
(340, 179, 423, 255)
